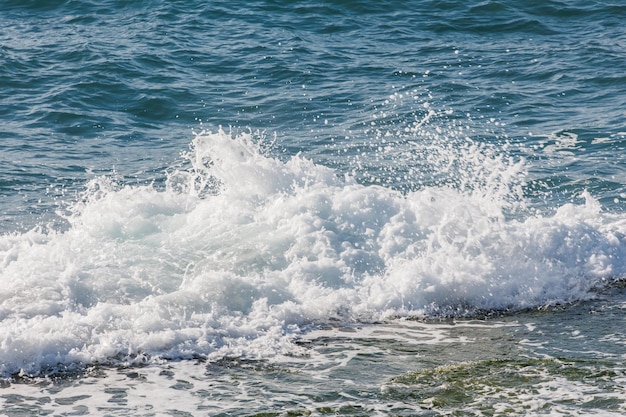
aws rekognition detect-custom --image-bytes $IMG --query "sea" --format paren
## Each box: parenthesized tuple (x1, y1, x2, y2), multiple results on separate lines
(1, 0, 626, 415)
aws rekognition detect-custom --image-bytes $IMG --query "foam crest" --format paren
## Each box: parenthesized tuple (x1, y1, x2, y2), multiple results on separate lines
(1, 129, 626, 376)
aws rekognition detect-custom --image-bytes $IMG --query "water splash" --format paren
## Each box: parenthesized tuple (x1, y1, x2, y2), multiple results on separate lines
(1, 126, 626, 377)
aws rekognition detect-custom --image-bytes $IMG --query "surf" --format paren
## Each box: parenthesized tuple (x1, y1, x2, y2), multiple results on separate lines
(1, 126, 625, 377)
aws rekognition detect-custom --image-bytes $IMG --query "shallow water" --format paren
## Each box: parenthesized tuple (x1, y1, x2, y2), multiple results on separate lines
(3, 293, 626, 416)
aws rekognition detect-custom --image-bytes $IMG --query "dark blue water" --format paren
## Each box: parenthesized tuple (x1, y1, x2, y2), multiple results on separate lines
(2, 1, 626, 415)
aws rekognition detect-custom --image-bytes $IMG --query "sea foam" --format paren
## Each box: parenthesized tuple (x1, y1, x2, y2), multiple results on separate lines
(1, 128, 625, 376)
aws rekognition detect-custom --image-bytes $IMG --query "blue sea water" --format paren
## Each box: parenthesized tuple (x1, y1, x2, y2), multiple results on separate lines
(2, 0, 626, 415)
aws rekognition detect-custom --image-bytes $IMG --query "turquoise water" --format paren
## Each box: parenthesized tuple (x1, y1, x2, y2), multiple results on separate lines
(2, 1, 626, 415)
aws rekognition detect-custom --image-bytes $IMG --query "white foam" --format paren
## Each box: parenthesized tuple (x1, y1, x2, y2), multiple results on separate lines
(1, 128, 626, 376)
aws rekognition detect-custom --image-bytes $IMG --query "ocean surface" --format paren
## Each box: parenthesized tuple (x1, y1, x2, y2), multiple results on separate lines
(2, 0, 626, 415)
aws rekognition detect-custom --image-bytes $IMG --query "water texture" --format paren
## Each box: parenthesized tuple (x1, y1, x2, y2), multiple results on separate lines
(1, 0, 626, 415)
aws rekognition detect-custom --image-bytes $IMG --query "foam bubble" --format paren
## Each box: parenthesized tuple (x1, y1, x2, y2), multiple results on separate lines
(1, 128, 626, 376)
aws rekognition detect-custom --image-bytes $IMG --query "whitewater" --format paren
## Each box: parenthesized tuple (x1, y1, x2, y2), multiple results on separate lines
(2, 124, 625, 378)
